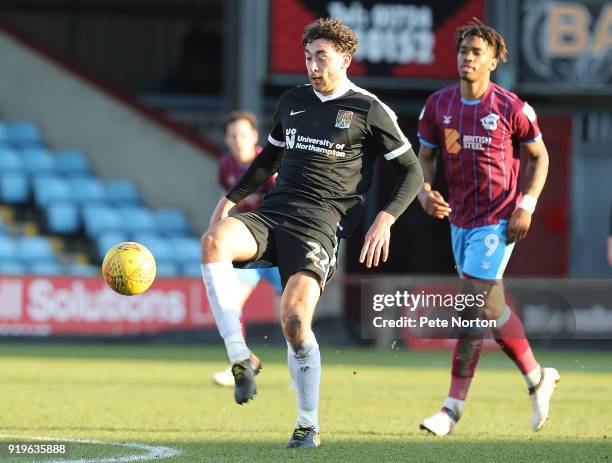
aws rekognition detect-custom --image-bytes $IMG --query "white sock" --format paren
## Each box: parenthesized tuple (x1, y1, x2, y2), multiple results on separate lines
(443, 397, 464, 420)
(201, 262, 249, 362)
(287, 331, 321, 432)
(524, 364, 542, 389)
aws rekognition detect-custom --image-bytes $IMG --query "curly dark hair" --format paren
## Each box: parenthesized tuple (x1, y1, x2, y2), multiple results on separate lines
(456, 19, 507, 63)
(302, 18, 358, 56)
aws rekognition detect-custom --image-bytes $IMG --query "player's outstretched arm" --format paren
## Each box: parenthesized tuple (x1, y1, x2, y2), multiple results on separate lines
(507, 138, 549, 243)
(360, 147, 423, 268)
(225, 142, 283, 205)
(417, 145, 452, 219)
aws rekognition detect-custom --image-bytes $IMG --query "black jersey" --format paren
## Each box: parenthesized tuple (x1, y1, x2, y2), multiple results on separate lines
(259, 81, 412, 237)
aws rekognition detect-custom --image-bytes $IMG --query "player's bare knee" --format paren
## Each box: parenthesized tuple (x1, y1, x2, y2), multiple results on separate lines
(483, 305, 502, 321)
(201, 229, 225, 262)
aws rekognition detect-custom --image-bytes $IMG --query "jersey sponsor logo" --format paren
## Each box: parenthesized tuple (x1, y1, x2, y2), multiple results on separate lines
(285, 128, 347, 158)
(522, 103, 537, 122)
(290, 109, 306, 116)
(335, 110, 354, 129)
(463, 135, 492, 150)
(444, 128, 461, 154)
(306, 241, 330, 273)
(285, 128, 297, 149)
(443, 115, 452, 125)
(480, 113, 500, 131)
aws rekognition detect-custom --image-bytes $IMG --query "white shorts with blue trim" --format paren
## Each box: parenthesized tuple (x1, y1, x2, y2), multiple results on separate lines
(451, 220, 515, 280)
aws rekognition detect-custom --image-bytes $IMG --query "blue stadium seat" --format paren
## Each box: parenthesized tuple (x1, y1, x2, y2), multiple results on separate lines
(132, 233, 173, 263)
(83, 205, 124, 237)
(8, 121, 44, 148)
(55, 150, 93, 177)
(66, 264, 99, 277)
(22, 148, 57, 175)
(18, 236, 57, 262)
(105, 179, 142, 206)
(156, 261, 179, 277)
(46, 201, 80, 234)
(0, 260, 26, 275)
(71, 177, 107, 205)
(181, 261, 203, 277)
(0, 173, 29, 204)
(170, 237, 200, 264)
(154, 208, 193, 236)
(0, 236, 18, 259)
(29, 261, 62, 275)
(0, 147, 23, 172)
(96, 231, 130, 260)
(33, 176, 71, 207)
(118, 206, 157, 233)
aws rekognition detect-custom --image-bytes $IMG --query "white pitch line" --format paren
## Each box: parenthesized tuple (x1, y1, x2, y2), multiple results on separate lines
(0, 434, 182, 463)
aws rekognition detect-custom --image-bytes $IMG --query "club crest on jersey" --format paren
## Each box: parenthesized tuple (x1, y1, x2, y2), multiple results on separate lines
(335, 110, 353, 129)
(480, 113, 500, 131)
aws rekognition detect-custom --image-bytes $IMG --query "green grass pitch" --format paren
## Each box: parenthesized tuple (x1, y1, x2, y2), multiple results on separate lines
(0, 343, 610, 462)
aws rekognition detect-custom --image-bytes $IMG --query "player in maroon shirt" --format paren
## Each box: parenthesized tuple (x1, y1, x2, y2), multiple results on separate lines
(218, 112, 276, 213)
(417, 21, 559, 435)
(212, 111, 282, 387)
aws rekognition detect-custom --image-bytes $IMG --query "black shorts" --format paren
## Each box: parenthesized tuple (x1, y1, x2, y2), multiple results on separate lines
(233, 209, 340, 290)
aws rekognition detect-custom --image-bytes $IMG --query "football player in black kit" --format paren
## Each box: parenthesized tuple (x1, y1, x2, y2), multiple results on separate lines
(201, 18, 423, 448)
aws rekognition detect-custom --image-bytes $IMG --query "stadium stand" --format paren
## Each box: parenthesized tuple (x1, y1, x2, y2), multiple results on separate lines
(0, 118, 201, 277)
(8, 120, 44, 148)
(55, 150, 93, 177)
(1, 172, 28, 204)
(105, 179, 142, 206)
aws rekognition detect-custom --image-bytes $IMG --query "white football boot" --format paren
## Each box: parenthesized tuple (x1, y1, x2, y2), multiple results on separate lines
(420, 408, 458, 436)
(529, 367, 561, 431)
(212, 365, 234, 387)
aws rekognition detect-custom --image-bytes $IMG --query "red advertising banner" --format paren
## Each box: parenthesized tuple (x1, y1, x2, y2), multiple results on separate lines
(0, 276, 276, 336)
(270, 0, 485, 80)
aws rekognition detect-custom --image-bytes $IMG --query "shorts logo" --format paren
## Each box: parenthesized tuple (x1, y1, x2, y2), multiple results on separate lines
(480, 113, 500, 131)
(444, 128, 461, 154)
(335, 110, 353, 129)
(484, 234, 499, 256)
(306, 241, 330, 273)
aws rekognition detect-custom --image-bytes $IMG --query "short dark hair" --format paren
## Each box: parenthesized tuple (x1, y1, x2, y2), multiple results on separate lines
(302, 18, 358, 56)
(456, 19, 508, 63)
(223, 111, 257, 133)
